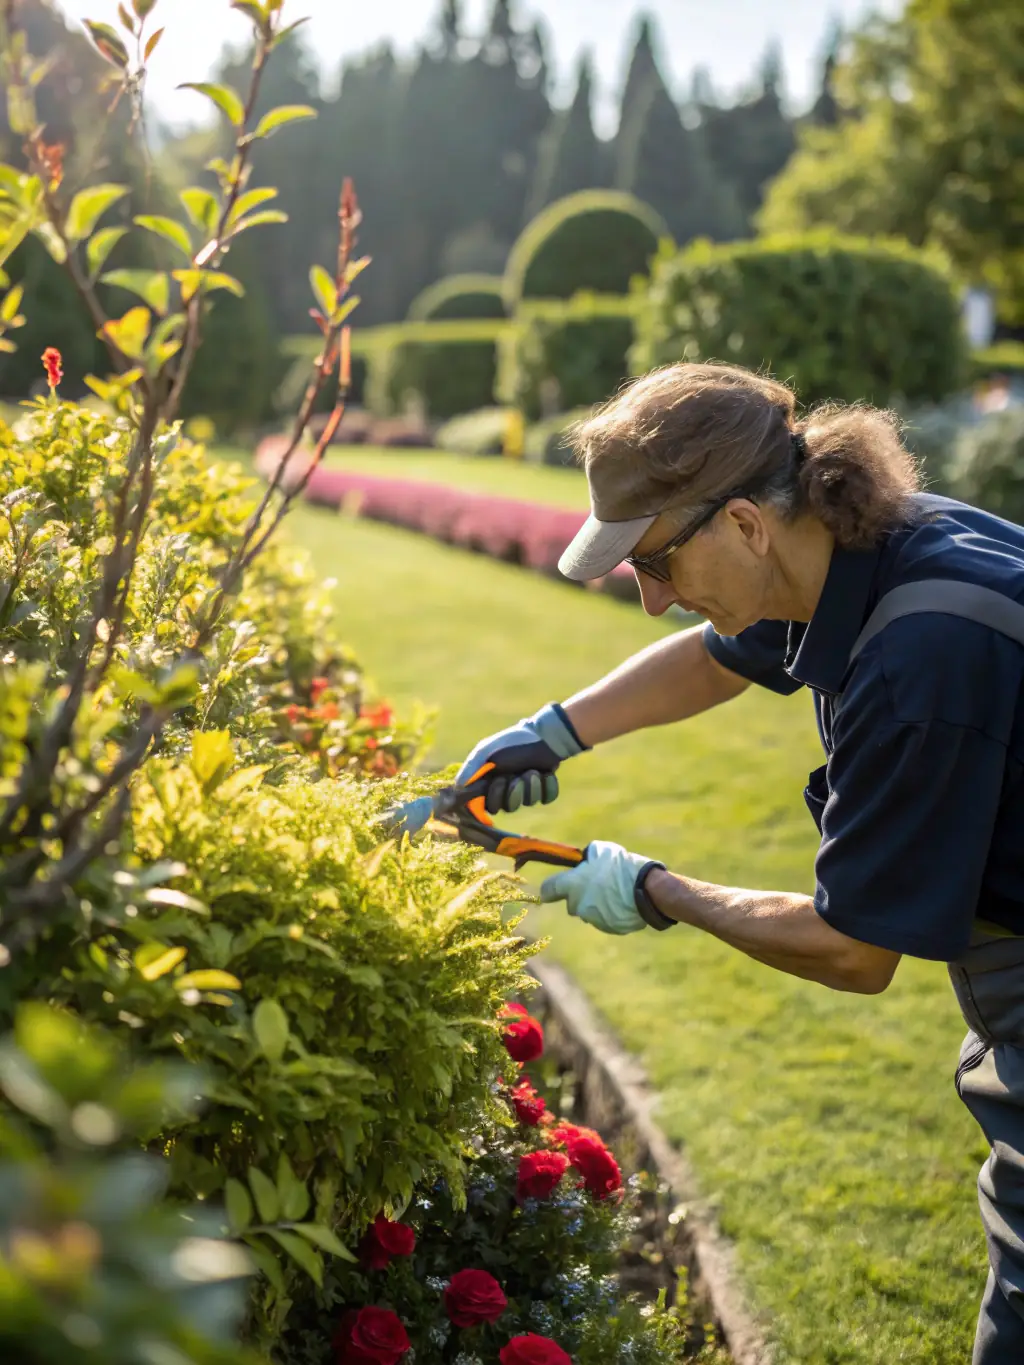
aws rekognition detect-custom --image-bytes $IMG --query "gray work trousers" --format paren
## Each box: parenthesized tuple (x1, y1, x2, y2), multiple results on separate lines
(950, 926, 1024, 1364)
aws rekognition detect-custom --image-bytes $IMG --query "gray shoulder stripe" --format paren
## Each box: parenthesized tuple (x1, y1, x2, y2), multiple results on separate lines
(850, 579, 1024, 664)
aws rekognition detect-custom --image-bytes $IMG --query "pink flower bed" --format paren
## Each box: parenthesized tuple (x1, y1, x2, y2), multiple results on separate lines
(254, 438, 637, 597)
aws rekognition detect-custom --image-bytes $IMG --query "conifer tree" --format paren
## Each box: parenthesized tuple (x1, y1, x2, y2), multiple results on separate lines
(525, 52, 603, 220)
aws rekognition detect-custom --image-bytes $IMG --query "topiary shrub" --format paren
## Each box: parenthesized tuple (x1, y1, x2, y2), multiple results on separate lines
(434, 406, 512, 455)
(497, 294, 636, 422)
(947, 409, 1024, 522)
(523, 407, 594, 468)
(631, 232, 969, 407)
(504, 191, 669, 309)
(365, 321, 507, 420)
(407, 273, 506, 322)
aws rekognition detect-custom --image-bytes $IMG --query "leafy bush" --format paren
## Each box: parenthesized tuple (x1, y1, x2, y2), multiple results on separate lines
(276, 1003, 719, 1365)
(408, 274, 506, 322)
(971, 341, 1024, 382)
(504, 191, 669, 308)
(435, 407, 512, 455)
(632, 232, 969, 407)
(0, 1003, 257, 1365)
(365, 321, 507, 420)
(498, 295, 635, 422)
(524, 409, 593, 468)
(947, 409, 1024, 523)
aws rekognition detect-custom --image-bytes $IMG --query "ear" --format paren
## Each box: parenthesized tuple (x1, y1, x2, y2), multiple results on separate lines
(721, 499, 770, 557)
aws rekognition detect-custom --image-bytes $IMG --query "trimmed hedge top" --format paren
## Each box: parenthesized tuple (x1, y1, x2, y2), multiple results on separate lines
(504, 189, 670, 307)
(407, 273, 506, 321)
(631, 231, 968, 407)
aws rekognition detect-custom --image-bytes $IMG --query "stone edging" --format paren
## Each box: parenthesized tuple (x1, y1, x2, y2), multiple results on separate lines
(529, 956, 774, 1365)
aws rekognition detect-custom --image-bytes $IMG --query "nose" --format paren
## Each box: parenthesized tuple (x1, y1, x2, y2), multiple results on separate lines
(635, 570, 677, 617)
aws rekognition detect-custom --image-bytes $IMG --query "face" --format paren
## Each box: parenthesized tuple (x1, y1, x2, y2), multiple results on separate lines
(630, 499, 777, 636)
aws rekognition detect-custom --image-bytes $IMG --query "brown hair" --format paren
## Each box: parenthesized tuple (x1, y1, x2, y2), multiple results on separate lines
(570, 362, 921, 549)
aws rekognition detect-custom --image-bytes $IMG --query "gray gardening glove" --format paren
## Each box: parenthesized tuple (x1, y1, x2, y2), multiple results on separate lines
(455, 702, 588, 816)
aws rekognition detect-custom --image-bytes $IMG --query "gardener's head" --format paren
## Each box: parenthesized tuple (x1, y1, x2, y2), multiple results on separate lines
(560, 362, 920, 635)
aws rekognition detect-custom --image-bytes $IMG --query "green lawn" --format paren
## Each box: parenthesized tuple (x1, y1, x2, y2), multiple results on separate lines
(319, 445, 590, 509)
(230, 452, 985, 1364)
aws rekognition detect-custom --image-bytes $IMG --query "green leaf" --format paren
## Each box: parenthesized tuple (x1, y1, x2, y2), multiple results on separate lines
(100, 306, 151, 359)
(134, 214, 192, 258)
(138, 945, 187, 982)
(34, 221, 66, 264)
(252, 104, 317, 140)
(143, 26, 164, 61)
(86, 226, 127, 280)
(190, 730, 234, 792)
(332, 295, 361, 327)
(224, 1177, 253, 1233)
(85, 20, 130, 67)
(252, 998, 289, 1062)
(172, 269, 245, 303)
(292, 1222, 356, 1261)
(176, 970, 241, 992)
(309, 265, 337, 319)
(225, 187, 277, 229)
(277, 1154, 310, 1222)
(247, 1166, 280, 1224)
(178, 82, 246, 128)
(265, 1229, 322, 1285)
(230, 0, 268, 25)
(243, 1236, 286, 1294)
(67, 185, 128, 242)
(226, 209, 288, 237)
(101, 268, 170, 315)
(1, 284, 23, 323)
(271, 17, 309, 49)
(132, 0, 158, 18)
(213, 765, 268, 802)
(180, 188, 219, 235)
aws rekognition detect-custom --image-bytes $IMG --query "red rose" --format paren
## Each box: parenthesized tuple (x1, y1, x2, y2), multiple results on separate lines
(443, 1267, 508, 1327)
(360, 701, 395, 729)
(546, 1121, 602, 1150)
(566, 1133, 622, 1200)
(516, 1149, 568, 1202)
(332, 1306, 410, 1365)
(500, 1004, 544, 1063)
(311, 676, 330, 702)
(359, 1214, 416, 1271)
(499, 1333, 573, 1365)
(510, 1080, 547, 1127)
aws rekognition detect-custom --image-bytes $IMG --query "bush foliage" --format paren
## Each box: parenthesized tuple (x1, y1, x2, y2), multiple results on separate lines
(498, 295, 635, 422)
(948, 409, 1024, 525)
(631, 232, 969, 407)
(365, 320, 506, 419)
(504, 191, 668, 307)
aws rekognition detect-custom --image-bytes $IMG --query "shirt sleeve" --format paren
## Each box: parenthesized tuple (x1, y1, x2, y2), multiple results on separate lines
(702, 619, 803, 696)
(814, 649, 1007, 962)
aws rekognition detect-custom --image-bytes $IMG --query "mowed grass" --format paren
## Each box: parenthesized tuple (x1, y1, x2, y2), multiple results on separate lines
(230, 453, 985, 1364)
(320, 445, 590, 509)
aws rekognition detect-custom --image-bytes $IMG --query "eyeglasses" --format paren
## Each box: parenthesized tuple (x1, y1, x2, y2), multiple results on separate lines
(626, 492, 741, 583)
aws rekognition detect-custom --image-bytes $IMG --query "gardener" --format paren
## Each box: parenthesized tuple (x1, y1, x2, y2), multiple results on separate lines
(455, 362, 1024, 1365)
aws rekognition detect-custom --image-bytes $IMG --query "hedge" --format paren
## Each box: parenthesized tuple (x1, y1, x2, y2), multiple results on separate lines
(363, 319, 509, 420)
(407, 272, 506, 321)
(631, 232, 969, 407)
(497, 293, 637, 422)
(504, 190, 669, 308)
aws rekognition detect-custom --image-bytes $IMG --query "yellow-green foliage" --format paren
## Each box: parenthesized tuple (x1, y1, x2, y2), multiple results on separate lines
(407, 273, 506, 322)
(364, 319, 509, 419)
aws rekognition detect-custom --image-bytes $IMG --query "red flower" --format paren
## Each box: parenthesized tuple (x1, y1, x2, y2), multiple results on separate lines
(285, 704, 302, 724)
(332, 1306, 410, 1365)
(42, 347, 63, 390)
(509, 1079, 547, 1127)
(546, 1121, 603, 1150)
(359, 1214, 416, 1272)
(516, 1149, 568, 1202)
(443, 1268, 508, 1327)
(566, 1132, 622, 1200)
(499, 1004, 543, 1063)
(317, 702, 341, 722)
(360, 701, 395, 730)
(499, 1334, 573, 1365)
(311, 676, 330, 702)
(365, 736, 378, 750)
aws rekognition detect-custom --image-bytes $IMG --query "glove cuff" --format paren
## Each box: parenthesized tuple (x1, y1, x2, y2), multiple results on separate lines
(633, 861, 675, 931)
(532, 702, 589, 758)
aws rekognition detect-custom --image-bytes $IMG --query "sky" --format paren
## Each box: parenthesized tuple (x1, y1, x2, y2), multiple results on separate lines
(58, 0, 904, 138)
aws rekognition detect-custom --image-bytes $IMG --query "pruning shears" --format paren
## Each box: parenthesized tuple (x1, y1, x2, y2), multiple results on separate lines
(379, 760, 586, 871)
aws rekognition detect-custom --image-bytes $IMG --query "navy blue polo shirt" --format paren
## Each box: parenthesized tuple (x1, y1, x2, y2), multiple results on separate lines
(703, 493, 1024, 962)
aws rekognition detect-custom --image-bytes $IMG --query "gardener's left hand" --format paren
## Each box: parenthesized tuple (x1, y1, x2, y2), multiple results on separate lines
(539, 840, 654, 935)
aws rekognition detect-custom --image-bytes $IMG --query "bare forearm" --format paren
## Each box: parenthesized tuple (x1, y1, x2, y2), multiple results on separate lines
(645, 869, 901, 994)
(563, 626, 748, 747)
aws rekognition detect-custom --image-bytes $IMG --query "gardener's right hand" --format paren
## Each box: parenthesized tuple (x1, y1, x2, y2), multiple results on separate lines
(456, 703, 588, 815)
